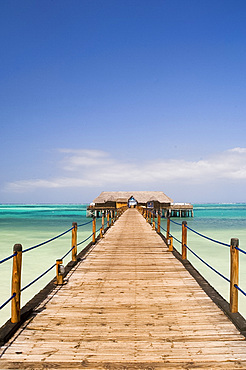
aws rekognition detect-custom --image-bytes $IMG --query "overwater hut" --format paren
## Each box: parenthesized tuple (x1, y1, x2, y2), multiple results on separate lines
(87, 191, 193, 217)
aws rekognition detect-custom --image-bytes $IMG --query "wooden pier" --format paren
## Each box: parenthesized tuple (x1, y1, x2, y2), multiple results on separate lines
(1, 208, 246, 369)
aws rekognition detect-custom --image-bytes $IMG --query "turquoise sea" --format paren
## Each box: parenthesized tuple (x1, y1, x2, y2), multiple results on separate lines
(0, 203, 246, 327)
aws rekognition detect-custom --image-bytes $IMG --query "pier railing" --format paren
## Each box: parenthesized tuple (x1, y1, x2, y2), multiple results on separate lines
(0, 207, 127, 327)
(139, 207, 246, 315)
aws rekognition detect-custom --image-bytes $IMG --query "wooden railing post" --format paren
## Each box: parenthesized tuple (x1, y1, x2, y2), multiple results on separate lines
(107, 211, 110, 228)
(11, 244, 22, 323)
(101, 211, 105, 232)
(92, 217, 96, 243)
(72, 222, 77, 261)
(157, 212, 161, 233)
(182, 221, 187, 260)
(56, 259, 64, 285)
(152, 212, 155, 230)
(169, 236, 173, 251)
(166, 217, 170, 241)
(230, 238, 239, 313)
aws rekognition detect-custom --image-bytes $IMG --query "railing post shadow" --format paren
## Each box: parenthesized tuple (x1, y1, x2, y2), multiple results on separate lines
(11, 244, 22, 323)
(230, 238, 239, 313)
(72, 222, 77, 261)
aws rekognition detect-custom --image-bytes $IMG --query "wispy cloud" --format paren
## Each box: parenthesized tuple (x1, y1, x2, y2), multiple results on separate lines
(5, 147, 246, 193)
(59, 148, 111, 170)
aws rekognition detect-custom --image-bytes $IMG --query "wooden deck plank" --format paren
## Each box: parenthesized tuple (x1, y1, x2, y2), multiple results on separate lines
(1, 208, 246, 369)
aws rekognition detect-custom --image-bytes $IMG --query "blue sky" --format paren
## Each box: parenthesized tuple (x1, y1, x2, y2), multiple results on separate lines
(1, 0, 246, 203)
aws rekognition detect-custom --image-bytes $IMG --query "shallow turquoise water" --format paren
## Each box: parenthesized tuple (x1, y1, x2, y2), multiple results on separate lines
(0, 203, 246, 327)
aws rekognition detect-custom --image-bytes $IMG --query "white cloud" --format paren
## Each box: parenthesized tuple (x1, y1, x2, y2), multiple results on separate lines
(59, 148, 112, 170)
(4, 147, 246, 193)
(228, 147, 246, 154)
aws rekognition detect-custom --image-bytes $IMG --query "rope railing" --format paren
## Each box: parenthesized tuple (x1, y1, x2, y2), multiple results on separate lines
(21, 263, 56, 292)
(184, 244, 230, 283)
(170, 233, 182, 244)
(170, 219, 183, 226)
(139, 207, 245, 315)
(186, 225, 231, 248)
(1, 206, 127, 324)
(235, 284, 246, 297)
(168, 217, 242, 313)
(22, 226, 74, 253)
(77, 233, 94, 246)
(0, 293, 16, 311)
(235, 246, 246, 255)
(77, 220, 92, 228)
(0, 252, 17, 265)
(61, 245, 75, 260)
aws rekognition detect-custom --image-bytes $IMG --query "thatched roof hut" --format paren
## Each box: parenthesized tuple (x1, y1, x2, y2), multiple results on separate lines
(91, 191, 173, 209)
(87, 191, 193, 217)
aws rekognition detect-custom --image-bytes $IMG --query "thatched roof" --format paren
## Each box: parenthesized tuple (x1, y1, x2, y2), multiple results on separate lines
(92, 191, 173, 204)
